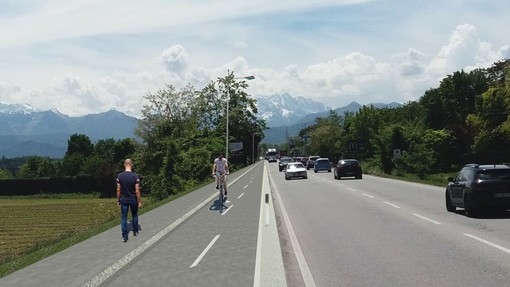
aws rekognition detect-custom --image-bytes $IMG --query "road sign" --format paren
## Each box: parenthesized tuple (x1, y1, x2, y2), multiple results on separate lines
(229, 142, 243, 152)
(393, 149, 401, 159)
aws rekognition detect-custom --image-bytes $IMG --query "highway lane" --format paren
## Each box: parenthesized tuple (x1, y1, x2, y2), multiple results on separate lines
(269, 163, 510, 287)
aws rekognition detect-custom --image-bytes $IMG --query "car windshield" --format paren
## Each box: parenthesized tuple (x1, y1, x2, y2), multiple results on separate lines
(287, 163, 304, 169)
(478, 169, 510, 180)
(316, 159, 329, 164)
(281, 157, 292, 163)
(341, 160, 359, 166)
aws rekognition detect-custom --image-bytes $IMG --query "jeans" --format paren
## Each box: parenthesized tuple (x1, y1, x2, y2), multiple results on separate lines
(120, 197, 139, 239)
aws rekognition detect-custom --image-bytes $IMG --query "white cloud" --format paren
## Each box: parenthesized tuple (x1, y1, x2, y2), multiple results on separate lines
(1, 1, 509, 117)
(160, 45, 189, 76)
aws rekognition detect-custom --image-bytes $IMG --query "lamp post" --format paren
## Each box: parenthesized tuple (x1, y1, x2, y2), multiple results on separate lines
(252, 132, 261, 164)
(223, 74, 255, 161)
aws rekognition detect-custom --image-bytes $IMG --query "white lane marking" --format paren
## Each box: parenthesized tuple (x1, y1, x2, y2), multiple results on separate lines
(190, 234, 221, 268)
(347, 187, 357, 192)
(464, 234, 510, 255)
(326, 180, 335, 184)
(82, 162, 261, 287)
(362, 193, 375, 199)
(243, 185, 249, 189)
(238, 192, 245, 199)
(270, 168, 317, 287)
(412, 213, 441, 225)
(254, 163, 268, 287)
(221, 204, 233, 215)
(249, 180, 253, 184)
(383, 201, 401, 209)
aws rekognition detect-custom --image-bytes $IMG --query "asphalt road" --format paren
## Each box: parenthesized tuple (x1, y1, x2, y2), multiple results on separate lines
(269, 163, 510, 287)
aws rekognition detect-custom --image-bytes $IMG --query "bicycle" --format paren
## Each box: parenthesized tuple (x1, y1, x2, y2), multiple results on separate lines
(215, 172, 227, 213)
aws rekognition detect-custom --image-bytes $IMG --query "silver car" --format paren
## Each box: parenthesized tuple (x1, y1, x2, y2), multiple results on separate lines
(285, 162, 308, 180)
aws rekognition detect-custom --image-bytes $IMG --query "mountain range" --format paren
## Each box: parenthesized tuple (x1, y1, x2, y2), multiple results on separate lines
(0, 103, 138, 158)
(0, 96, 400, 157)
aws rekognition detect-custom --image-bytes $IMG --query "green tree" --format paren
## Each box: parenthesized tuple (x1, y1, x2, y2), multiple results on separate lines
(467, 60, 510, 161)
(18, 156, 56, 178)
(0, 168, 13, 179)
(66, 134, 94, 157)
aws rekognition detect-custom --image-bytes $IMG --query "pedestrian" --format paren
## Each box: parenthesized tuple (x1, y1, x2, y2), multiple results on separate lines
(116, 158, 142, 242)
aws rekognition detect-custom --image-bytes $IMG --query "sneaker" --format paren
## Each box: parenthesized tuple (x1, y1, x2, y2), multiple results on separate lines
(122, 237, 128, 243)
(215, 185, 219, 189)
(224, 190, 227, 195)
(133, 231, 139, 236)
(223, 196, 227, 203)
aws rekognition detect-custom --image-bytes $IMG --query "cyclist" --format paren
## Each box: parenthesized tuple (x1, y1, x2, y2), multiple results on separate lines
(212, 153, 229, 195)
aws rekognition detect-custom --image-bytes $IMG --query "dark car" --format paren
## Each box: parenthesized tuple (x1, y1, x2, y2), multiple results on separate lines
(334, 159, 362, 179)
(446, 164, 510, 217)
(306, 156, 320, 169)
(299, 156, 308, 166)
(314, 158, 331, 173)
(279, 157, 293, 172)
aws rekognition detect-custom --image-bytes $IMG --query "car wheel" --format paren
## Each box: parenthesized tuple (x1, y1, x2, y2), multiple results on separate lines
(285, 175, 289, 180)
(357, 174, 362, 179)
(463, 195, 477, 218)
(445, 190, 456, 212)
(314, 170, 318, 173)
(304, 176, 307, 179)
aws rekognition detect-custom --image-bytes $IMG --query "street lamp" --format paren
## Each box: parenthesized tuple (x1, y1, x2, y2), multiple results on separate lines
(222, 74, 255, 161)
(252, 132, 261, 164)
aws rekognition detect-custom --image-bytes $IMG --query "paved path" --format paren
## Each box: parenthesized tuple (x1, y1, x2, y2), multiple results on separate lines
(1, 161, 286, 287)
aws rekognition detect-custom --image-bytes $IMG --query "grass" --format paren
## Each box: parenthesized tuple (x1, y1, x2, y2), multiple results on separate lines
(363, 166, 456, 188)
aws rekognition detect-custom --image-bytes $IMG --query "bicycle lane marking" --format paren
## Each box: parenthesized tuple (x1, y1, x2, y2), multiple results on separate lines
(189, 234, 221, 268)
(82, 162, 262, 287)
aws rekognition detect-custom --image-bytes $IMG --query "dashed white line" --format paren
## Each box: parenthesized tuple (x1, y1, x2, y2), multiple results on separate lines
(347, 187, 357, 192)
(221, 204, 234, 216)
(362, 193, 375, 199)
(412, 213, 441, 225)
(464, 234, 510, 255)
(243, 185, 249, 189)
(237, 192, 245, 199)
(190, 234, 221, 268)
(383, 201, 401, 209)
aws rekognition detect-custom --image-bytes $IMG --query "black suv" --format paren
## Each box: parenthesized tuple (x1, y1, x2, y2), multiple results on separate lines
(446, 164, 510, 217)
(334, 159, 362, 179)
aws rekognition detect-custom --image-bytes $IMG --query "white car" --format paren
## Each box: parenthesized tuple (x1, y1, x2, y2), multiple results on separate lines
(285, 162, 308, 180)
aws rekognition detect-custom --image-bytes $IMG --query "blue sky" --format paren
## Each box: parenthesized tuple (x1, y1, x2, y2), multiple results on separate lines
(0, 0, 509, 116)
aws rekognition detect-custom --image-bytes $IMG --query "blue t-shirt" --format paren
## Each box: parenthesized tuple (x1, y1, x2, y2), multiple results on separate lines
(116, 171, 140, 199)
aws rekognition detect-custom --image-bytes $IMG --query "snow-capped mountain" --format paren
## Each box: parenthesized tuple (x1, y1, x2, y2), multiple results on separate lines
(0, 103, 40, 114)
(0, 104, 138, 158)
(255, 93, 330, 127)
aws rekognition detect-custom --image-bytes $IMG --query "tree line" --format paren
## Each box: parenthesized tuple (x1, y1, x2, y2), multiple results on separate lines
(278, 59, 510, 178)
(0, 72, 266, 199)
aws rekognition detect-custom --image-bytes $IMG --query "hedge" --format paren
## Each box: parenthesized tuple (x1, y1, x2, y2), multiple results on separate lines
(0, 176, 116, 197)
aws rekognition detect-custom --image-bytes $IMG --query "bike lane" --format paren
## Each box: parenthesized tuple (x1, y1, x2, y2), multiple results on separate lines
(106, 163, 264, 286)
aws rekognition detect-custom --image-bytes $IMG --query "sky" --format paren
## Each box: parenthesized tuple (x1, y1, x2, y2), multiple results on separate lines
(0, 0, 509, 117)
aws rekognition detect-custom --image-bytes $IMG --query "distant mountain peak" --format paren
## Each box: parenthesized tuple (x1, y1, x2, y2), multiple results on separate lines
(254, 93, 330, 127)
(0, 103, 39, 114)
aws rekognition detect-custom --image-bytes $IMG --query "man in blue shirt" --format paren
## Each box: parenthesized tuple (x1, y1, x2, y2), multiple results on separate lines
(116, 159, 142, 242)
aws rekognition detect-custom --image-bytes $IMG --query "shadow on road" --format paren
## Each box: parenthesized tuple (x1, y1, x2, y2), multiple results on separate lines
(454, 209, 510, 219)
